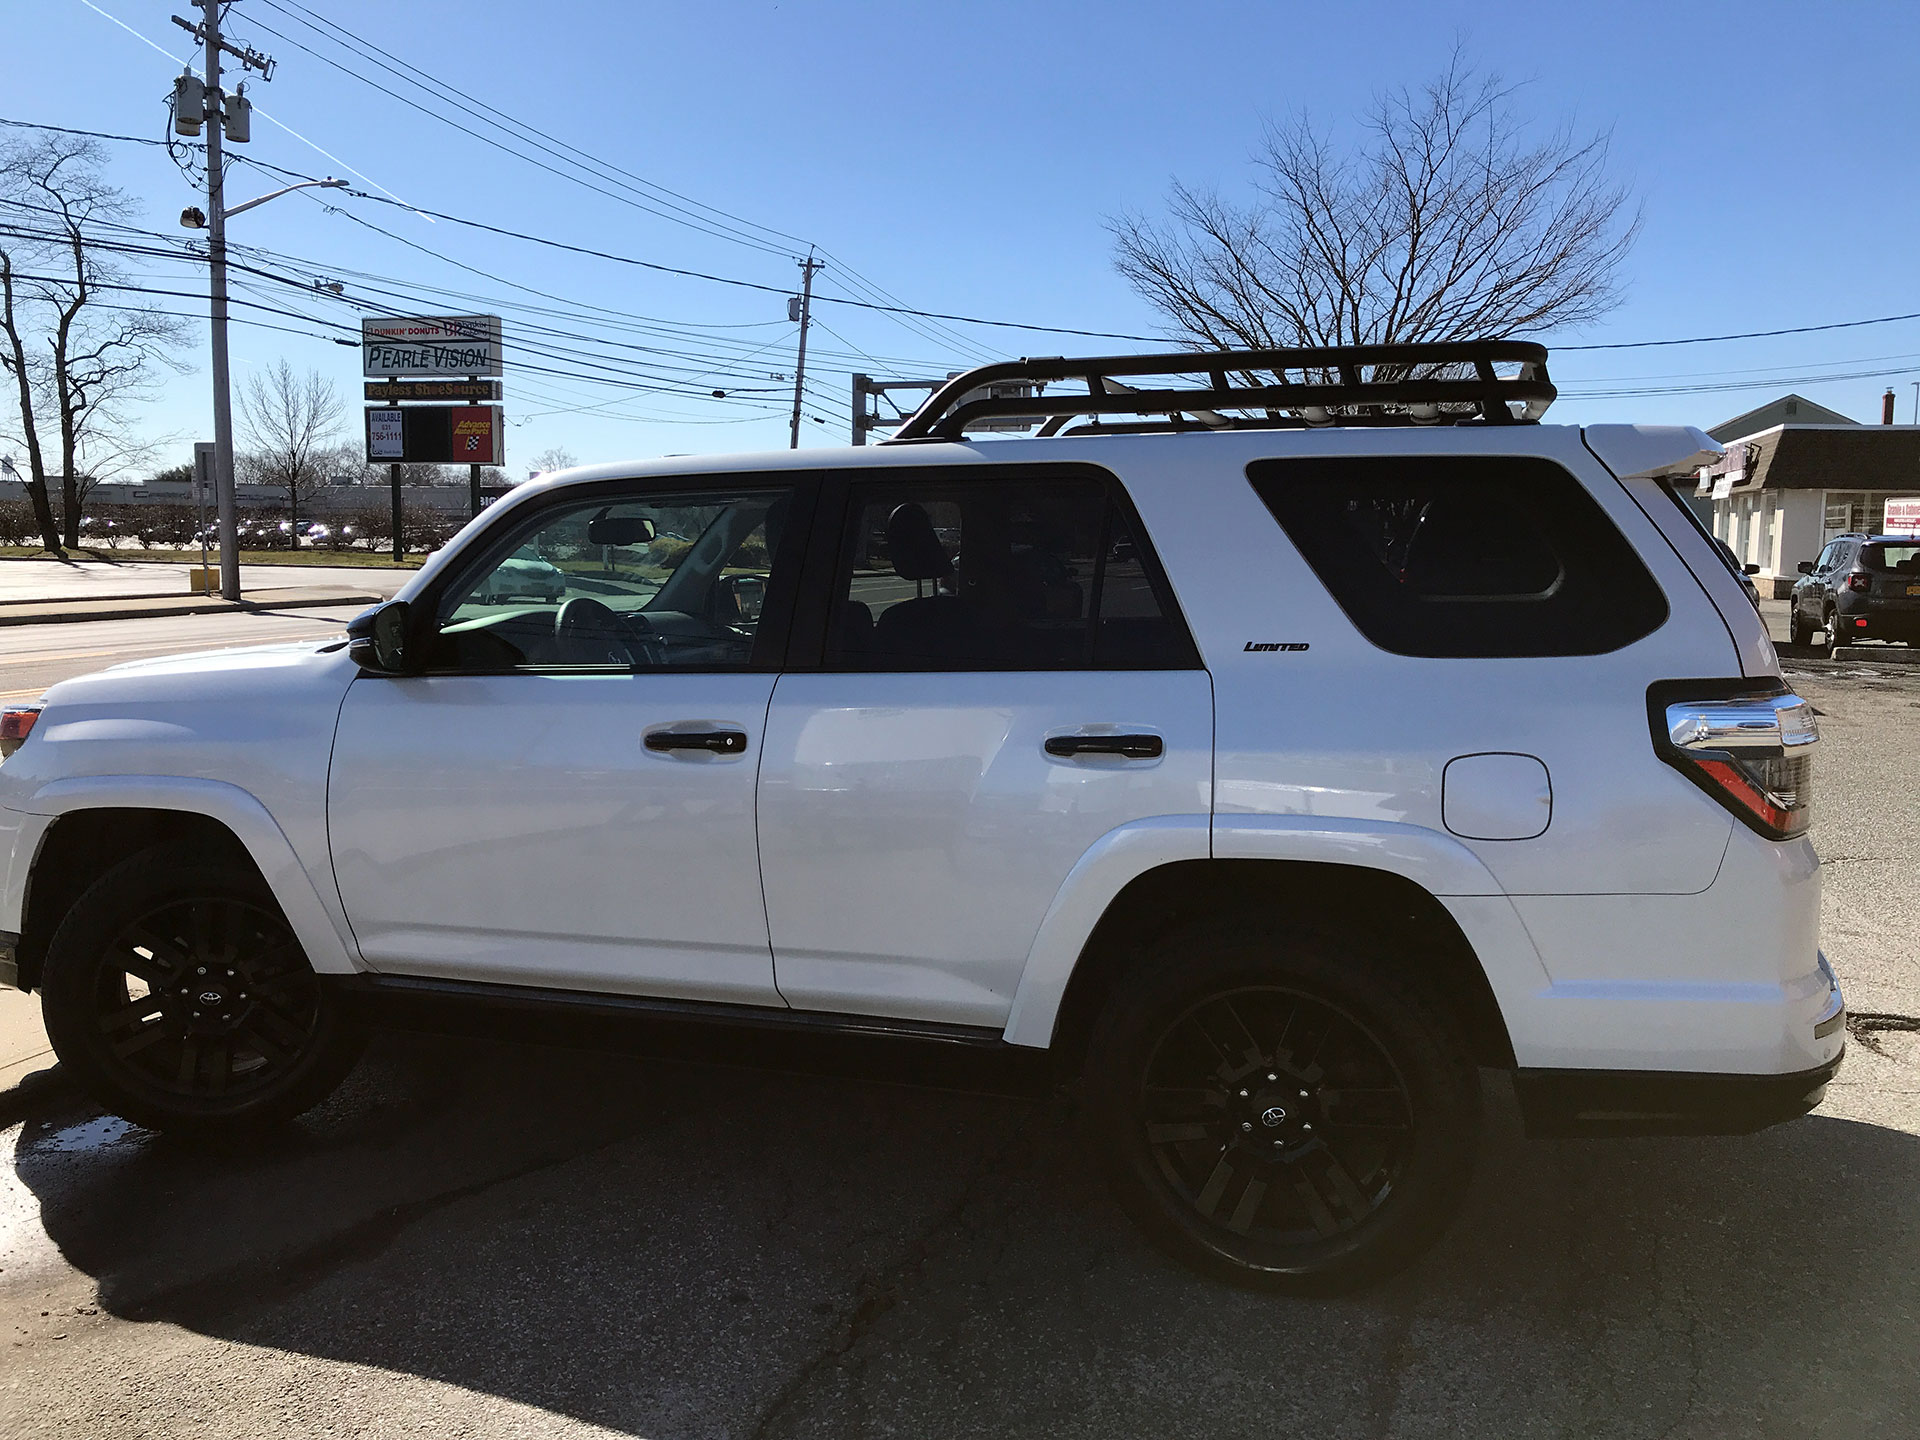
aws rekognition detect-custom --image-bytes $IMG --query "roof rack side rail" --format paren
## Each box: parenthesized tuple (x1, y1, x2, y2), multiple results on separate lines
(884, 341, 1554, 442)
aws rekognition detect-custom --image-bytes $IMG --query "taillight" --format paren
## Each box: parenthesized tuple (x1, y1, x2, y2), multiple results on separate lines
(0, 704, 41, 759)
(1845, 573, 1871, 592)
(1654, 685, 1816, 839)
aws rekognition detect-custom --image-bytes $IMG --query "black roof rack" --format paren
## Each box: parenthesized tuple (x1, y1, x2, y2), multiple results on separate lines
(885, 341, 1555, 442)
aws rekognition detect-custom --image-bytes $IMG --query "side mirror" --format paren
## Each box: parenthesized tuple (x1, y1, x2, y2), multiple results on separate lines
(587, 516, 655, 546)
(1797, 561, 1815, 575)
(1743, 562, 1761, 575)
(347, 600, 414, 674)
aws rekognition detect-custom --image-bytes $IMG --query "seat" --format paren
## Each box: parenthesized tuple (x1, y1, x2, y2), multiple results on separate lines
(870, 503, 999, 666)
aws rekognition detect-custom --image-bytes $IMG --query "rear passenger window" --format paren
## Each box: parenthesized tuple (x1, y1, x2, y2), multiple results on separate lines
(1250, 456, 1667, 658)
(828, 478, 1198, 670)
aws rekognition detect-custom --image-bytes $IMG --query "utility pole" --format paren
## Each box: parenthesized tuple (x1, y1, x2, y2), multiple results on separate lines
(176, 1, 276, 600)
(788, 251, 823, 449)
(200, 1, 238, 599)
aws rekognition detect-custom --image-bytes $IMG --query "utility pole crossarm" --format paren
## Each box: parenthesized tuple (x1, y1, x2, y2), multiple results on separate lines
(171, 13, 277, 77)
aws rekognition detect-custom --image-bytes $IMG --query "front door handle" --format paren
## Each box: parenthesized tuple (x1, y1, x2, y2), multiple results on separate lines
(644, 729, 748, 755)
(1044, 733, 1163, 760)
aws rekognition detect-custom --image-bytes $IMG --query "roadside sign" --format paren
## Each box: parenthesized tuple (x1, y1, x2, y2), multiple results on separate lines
(364, 404, 505, 465)
(361, 315, 502, 377)
(450, 406, 502, 463)
(364, 380, 503, 402)
(366, 408, 405, 460)
(1884, 497, 1920, 534)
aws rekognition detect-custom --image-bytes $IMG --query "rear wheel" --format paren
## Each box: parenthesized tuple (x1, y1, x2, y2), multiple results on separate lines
(1081, 921, 1481, 1293)
(40, 849, 362, 1135)
(1788, 607, 1810, 647)
(1826, 610, 1849, 656)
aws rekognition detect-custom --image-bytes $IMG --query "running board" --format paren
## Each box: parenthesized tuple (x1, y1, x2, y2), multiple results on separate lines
(326, 973, 1048, 1093)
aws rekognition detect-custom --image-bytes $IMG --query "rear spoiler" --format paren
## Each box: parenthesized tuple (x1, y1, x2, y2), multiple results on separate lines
(1582, 425, 1724, 483)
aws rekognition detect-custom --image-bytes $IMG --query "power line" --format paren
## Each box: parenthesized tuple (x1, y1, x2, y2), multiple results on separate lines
(14, 118, 1920, 380)
(257, 0, 812, 255)
(1558, 311, 1920, 352)
(237, 6, 796, 260)
(0, 116, 168, 147)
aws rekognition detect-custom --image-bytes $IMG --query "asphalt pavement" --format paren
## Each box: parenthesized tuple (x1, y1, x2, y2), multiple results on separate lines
(0, 604, 1913, 1439)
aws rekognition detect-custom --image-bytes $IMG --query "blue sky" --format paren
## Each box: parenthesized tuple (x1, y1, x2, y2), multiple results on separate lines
(7, 0, 1920, 474)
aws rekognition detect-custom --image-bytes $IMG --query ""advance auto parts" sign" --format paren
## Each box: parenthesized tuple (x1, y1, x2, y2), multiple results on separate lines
(361, 315, 503, 377)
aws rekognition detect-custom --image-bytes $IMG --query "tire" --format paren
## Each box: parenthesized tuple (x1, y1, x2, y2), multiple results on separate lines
(1825, 611, 1847, 657)
(40, 848, 363, 1136)
(1081, 919, 1481, 1294)
(1788, 607, 1810, 647)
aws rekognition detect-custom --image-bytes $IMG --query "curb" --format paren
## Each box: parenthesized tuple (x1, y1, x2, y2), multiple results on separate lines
(0, 590, 381, 627)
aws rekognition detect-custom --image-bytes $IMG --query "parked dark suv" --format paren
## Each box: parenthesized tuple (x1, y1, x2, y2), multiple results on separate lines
(1790, 533, 1920, 650)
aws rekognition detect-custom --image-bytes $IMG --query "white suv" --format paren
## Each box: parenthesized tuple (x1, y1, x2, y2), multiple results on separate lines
(0, 343, 1845, 1291)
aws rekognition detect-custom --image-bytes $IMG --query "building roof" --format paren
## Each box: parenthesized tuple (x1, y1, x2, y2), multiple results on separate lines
(1711, 424, 1920, 492)
(1708, 394, 1857, 440)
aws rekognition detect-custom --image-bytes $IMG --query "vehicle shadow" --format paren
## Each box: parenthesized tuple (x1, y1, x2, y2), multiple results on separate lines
(5, 1028, 1916, 1439)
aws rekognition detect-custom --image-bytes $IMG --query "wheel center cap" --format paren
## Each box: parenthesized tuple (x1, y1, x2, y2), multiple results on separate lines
(198, 989, 224, 1008)
(1259, 1105, 1288, 1128)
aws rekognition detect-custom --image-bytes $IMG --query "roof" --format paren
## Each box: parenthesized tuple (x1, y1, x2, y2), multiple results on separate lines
(1707, 394, 1856, 441)
(1708, 424, 1920, 492)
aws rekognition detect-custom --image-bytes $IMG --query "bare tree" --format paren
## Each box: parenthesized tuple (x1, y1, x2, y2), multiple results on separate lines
(1108, 49, 1640, 361)
(531, 445, 577, 475)
(239, 360, 342, 548)
(0, 134, 190, 552)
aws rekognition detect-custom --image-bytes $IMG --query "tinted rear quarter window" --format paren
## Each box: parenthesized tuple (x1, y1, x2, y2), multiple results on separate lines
(1250, 455, 1667, 658)
(1863, 542, 1920, 573)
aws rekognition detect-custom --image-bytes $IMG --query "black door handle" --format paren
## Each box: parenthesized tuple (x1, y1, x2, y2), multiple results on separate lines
(645, 729, 748, 755)
(1044, 733, 1163, 760)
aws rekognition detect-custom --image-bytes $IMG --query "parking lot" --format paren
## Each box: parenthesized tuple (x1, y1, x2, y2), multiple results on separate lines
(1, 609, 1916, 1439)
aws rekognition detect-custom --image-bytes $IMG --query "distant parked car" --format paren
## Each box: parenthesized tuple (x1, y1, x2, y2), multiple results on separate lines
(1790, 533, 1920, 652)
(473, 545, 566, 603)
(1713, 538, 1762, 610)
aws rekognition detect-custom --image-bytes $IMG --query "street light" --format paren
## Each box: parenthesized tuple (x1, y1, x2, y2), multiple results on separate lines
(182, 176, 346, 600)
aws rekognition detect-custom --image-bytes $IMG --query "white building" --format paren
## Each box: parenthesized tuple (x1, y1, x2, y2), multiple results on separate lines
(1698, 395, 1920, 597)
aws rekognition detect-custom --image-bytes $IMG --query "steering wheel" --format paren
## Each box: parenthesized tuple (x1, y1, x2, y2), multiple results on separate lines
(553, 596, 661, 667)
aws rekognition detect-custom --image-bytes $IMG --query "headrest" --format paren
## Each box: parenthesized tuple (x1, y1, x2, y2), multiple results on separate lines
(887, 502, 952, 582)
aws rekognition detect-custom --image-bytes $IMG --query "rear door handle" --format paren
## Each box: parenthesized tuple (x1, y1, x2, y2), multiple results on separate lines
(1044, 733, 1164, 760)
(644, 729, 748, 755)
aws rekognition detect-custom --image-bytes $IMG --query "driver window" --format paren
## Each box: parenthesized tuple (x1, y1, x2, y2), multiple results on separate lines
(428, 486, 795, 671)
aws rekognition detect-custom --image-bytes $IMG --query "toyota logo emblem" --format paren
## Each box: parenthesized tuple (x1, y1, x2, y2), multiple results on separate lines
(199, 990, 223, 1007)
(1259, 1106, 1287, 1127)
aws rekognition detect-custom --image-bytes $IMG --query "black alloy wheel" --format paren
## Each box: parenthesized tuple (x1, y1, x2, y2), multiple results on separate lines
(1083, 922, 1481, 1293)
(41, 849, 362, 1134)
(1140, 987, 1414, 1247)
(1788, 606, 1810, 647)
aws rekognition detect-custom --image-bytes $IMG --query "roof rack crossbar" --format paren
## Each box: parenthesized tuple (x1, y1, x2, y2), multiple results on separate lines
(885, 341, 1554, 442)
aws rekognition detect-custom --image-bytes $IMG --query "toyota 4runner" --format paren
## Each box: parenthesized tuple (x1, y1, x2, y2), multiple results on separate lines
(0, 343, 1845, 1291)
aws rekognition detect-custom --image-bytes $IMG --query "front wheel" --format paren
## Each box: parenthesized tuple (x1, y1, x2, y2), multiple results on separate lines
(1081, 922, 1481, 1293)
(1788, 607, 1810, 647)
(40, 849, 362, 1135)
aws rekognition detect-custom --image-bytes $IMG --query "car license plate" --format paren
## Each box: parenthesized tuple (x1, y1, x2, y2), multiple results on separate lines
(1908, 584, 1920, 596)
